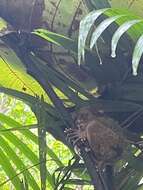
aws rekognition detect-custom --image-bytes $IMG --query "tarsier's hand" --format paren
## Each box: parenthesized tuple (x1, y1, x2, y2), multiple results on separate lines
(64, 128, 86, 146)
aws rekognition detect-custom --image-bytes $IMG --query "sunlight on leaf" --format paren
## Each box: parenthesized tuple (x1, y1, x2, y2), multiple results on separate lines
(132, 35, 143, 76)
(90, 15, 125, 49)
(0, 48, 48, 100)
(33, 29, 77, 52)
(0, 147, 22, 189)
(0, 136, 40, 189)
(78, 8, 108, 65)
(111, 20, 142, 58)
(78, 8, 143, 76)
(0, 18, 7, 31)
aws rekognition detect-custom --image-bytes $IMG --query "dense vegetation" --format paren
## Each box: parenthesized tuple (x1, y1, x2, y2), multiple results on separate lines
(0, 0, 143, 189)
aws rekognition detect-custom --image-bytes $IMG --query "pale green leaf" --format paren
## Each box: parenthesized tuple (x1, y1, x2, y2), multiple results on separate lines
(0, 127, 39, 163)
(78, 8, 108, 65)
(0, 147, 21, 189)
(0, 45, 48, 101)
(90, 15, 125, 49)
(132, 35, 143, 76)
(111, 20, 142, 58)
(0, 136, 40, 190)
(0, 112, 63, 168)
(33, 29, 77, 52)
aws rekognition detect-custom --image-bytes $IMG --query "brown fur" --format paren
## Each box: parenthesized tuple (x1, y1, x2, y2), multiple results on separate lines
(73, 107, 128, 168)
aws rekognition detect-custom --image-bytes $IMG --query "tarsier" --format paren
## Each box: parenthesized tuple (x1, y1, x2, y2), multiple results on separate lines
(64, 106, 142, 189)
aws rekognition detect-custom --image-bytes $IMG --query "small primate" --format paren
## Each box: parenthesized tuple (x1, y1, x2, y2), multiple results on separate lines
(64, 107, 142, 189)
(65, 107, 128, 166)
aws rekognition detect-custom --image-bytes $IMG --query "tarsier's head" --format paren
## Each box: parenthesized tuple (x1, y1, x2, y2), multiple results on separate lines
(72, 107, 95, 130)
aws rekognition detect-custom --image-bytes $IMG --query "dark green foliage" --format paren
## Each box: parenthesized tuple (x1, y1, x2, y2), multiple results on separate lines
(0, 0, 143, 190)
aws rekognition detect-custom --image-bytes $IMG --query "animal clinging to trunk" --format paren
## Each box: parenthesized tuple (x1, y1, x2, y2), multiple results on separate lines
(65, 107, 128, 168)
(65, 106, 143, 189)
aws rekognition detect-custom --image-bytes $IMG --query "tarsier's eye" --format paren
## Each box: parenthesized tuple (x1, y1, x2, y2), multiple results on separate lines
(77, 113, 89, 124)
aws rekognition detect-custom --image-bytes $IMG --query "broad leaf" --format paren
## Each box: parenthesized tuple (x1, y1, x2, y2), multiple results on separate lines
(78, 8, 143, 76)
(78, 8, 108, 65)
(132, 35, 143, 75)
(33, 29, 77, 52)
(0, 112, 61, 189)
(111, 20, 142, 58)
(0, 44, 48, 100)
(0, 136, 40, 190)
(90, 14, 125, 49)
(0, 148, 22, 189)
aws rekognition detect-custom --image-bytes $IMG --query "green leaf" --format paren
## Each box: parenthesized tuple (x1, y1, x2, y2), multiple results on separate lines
(0, 113, 57, 189)
(132, 35, 143, 76)
(20, 177, 29, 190)
(90, 15, 125, 49)
(78, 8, 143, 76)
(111, 20, 142, 58)
(0, 112, 39, 146)
(78, 8, 108, 65)
(0, 43, 49, 101)
(0, 147, 21, 189)
(0, 111, 63, 168)
(0, 87, 56, 115)
(33, 29, 77, 53)
(0, 126, 39, 164)
(0, 137, 39, 190)
(0, 47, 48, 98)
(0, 18, 7, 30)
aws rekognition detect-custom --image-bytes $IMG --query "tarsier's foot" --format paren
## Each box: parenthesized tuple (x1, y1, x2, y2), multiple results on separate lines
(64, 128, 86, 146)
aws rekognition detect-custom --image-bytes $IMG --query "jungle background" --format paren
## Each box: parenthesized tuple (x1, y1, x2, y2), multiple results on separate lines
(1, 0, 143, 190)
